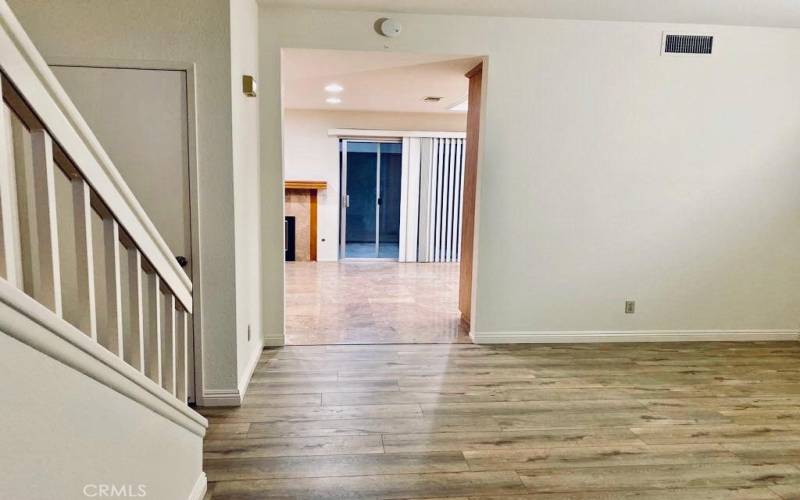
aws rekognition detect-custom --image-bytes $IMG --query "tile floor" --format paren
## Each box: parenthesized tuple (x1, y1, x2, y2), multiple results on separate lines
(284, 261, 470, 345)
(343, 242, 400, 259)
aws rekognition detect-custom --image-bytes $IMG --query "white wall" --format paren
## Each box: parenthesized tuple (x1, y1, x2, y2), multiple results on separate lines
(0, 290, 205, 500)
(283, 109, 465, 261)
(230, 0, 263, 395)
(7, 0, 261, 399)
(261, 8, 800, 342)
(0, 334, 204, 500)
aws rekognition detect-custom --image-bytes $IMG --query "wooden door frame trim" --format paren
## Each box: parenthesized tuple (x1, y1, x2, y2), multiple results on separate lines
(460, 60, 484, 334)
(310, 191, 318, 261)
(45, 56, 205, 406)
(465, 62, 483, 78)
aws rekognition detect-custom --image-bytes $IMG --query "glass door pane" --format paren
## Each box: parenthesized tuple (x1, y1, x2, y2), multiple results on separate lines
(378, 142, 402, 259)
(344, 142, 378, 258)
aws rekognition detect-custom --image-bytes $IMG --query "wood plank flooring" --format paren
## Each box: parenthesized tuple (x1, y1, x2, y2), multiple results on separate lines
(200, 341, 800, 499)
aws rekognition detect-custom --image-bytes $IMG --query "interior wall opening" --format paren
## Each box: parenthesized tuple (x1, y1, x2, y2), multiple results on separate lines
(280, 48, 483, 345)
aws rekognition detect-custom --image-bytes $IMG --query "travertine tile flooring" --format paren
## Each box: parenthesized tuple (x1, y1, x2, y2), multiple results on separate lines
(285, 261, 470, 345)
(201, 341, 800, 499)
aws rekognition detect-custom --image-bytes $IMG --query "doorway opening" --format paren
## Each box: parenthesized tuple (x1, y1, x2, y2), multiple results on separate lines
(281, 48, 483, 345)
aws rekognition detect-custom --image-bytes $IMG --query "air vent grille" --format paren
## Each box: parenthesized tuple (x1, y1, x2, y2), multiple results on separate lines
(664, 34, 713, 54)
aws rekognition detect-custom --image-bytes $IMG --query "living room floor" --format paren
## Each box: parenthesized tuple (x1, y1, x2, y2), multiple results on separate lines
(284, 261, 470, 345)
(200, 341, 800, 499)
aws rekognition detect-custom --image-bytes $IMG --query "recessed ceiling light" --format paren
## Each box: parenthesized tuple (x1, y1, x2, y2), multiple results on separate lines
(326, 97, 342, 104)
(325, 83, 344, 93)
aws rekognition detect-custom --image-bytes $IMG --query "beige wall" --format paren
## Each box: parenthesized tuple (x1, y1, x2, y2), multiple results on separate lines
(283, 109, 466, 261)
(7, 0, 259, 397)
(262, 8, 800, 341)
(230, 0, 263, 393)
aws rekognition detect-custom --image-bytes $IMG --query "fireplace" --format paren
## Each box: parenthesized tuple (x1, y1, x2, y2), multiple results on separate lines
(284, 180, 327, 261)
(284, 216, 296, 261)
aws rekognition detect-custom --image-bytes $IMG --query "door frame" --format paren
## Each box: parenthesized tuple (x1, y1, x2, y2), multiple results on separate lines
(339, 137, 402, 261)
(46, 56, 204, 405)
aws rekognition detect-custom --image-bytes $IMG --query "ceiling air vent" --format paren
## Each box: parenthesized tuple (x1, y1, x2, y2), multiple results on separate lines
(663, 34, 713, 54)
(423, 96, 443, 103)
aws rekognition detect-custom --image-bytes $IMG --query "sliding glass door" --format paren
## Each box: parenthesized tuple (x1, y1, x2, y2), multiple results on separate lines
(343, 142, 378, 257)
(340, 140, 402, 259)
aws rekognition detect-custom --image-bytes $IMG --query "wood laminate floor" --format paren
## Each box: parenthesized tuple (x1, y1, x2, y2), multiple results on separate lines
(201, 341, 800, 499)
(285, 262, 469, 345)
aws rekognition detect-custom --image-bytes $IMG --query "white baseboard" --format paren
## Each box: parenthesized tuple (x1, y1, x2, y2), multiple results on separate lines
(201, 388, 241, 407)
(200, 338, 266, 407)
(238, 337, 264, 401)
(263, 333, 285, 347)
(188, 472, 207, 500)
(201, 337, 264, 407)
(472, 329, 800, 344)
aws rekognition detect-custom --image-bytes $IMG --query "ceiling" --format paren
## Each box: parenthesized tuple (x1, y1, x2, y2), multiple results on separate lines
(282, 49, 480, 113)
(260, 0, 800, 29)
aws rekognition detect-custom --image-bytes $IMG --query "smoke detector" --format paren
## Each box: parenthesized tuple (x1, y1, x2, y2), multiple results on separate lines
(378, 18, 402, 38)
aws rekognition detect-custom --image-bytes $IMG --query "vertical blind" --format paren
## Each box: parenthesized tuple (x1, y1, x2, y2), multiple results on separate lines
(417, 137, 465, 262)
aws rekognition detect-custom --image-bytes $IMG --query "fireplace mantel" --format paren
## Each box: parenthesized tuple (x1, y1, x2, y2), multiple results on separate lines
(285, 180, 327, 191)
(284, 180, 327, 261)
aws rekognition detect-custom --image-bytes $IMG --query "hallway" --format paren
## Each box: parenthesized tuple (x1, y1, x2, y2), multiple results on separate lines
(285, 262, 470, 345)
(200, 341, 800, 499)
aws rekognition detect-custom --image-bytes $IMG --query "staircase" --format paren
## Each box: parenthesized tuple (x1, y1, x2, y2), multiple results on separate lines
(0, 1, 207, 499)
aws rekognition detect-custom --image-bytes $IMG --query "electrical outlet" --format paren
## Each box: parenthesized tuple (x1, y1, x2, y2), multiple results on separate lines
(625, 300, 635, 314)
(247, 324, 251, 341)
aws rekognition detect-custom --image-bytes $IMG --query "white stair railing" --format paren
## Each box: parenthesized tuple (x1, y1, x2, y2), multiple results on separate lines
(0, 2, 193, 405)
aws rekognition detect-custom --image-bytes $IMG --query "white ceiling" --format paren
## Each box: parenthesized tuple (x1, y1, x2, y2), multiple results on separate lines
(282, 49, 480, 113)
(260, 0, 800, 29)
